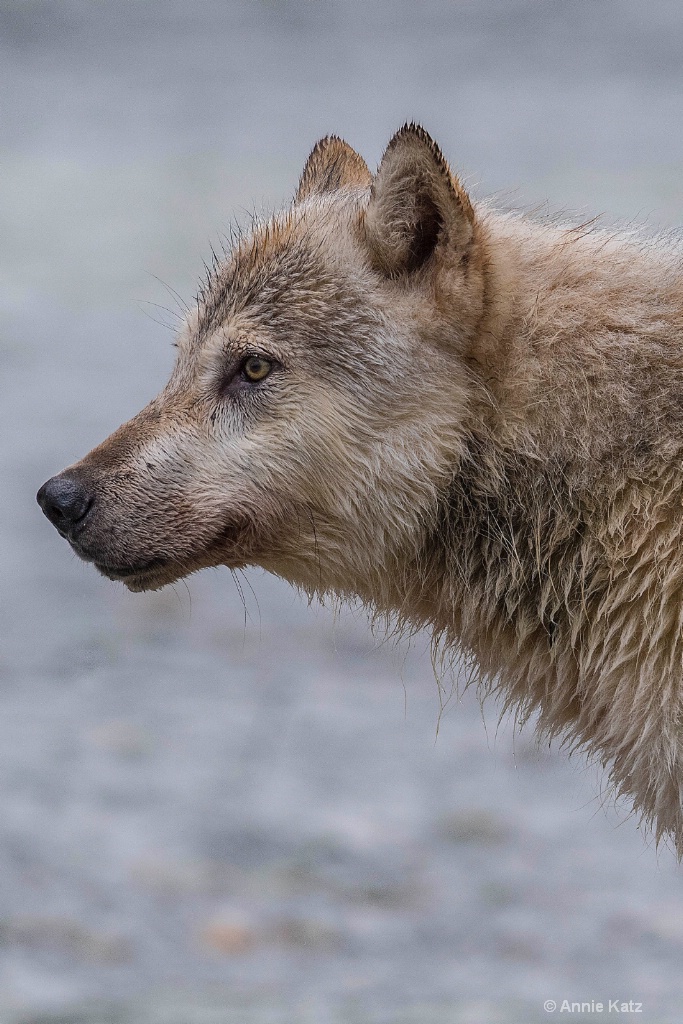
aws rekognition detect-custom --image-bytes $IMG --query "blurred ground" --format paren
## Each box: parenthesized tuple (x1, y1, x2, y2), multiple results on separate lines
(3, 2, 683, 1022)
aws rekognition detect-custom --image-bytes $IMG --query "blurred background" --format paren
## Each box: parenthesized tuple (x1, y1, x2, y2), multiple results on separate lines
(3, 1, 683, 1022)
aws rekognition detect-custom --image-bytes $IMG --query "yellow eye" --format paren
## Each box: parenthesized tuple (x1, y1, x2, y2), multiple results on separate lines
(242, 355, 272, 382)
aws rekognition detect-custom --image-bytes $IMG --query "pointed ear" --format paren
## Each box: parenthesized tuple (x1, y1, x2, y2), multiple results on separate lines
(295, 136, 371, 202)
(364, 124, 475, 277)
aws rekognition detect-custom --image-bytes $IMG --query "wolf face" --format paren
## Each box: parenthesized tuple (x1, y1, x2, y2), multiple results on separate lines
(38, 126, 486, 601)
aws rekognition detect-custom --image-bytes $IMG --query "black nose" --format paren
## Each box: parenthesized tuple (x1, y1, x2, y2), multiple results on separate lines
(37, 474, 93, 534)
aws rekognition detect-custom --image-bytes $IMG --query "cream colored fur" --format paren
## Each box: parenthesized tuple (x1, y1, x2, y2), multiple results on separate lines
(47, 126, 683, 853)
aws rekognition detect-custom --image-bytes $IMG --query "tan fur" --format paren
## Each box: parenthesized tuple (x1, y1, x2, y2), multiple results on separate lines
(42, 125, 683, 853)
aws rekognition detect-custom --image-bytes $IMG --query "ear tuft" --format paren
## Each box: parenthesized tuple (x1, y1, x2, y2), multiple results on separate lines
(364, 124, 475, 277)
(296, 136, 371, 202)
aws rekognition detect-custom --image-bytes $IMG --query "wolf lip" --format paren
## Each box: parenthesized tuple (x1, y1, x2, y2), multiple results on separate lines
(93, 557, 167, 580)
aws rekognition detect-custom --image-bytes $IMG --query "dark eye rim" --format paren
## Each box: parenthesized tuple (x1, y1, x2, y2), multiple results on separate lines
(220, 351, 281, 396)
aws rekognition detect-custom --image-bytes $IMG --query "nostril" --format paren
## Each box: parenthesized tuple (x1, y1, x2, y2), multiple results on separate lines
(37, 475, 93, 533)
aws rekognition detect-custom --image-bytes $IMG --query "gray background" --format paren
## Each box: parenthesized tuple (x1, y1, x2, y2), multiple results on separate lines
(3, 2, 683, 1022)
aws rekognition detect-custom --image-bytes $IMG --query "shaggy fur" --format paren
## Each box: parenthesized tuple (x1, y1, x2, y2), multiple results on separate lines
(39, 125, 683, 853)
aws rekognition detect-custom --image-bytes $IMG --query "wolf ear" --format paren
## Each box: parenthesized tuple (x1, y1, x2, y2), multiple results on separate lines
(296, 136, 372, 202)
(364, 124, 475, 276)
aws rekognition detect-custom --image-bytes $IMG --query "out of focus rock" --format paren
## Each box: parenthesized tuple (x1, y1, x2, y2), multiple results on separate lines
(0, 915, 132, 963)
(199, 912, 256, 955)
(271, 915, 340, 950)
(438, 809, 508, 845)
(87, 719, 151, 757)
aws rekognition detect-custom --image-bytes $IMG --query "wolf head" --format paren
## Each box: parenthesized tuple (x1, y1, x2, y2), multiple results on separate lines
(38, 125, 488, 602)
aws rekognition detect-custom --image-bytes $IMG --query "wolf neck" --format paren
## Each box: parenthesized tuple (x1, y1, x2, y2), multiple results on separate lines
(290, 205, 683, 845)
(403, 211, 683, 846)
(468, 208, 683, 463)
(412, 437, 589, 702)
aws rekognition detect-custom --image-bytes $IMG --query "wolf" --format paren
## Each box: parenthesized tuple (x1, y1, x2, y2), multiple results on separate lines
(38, 124, 683, 853)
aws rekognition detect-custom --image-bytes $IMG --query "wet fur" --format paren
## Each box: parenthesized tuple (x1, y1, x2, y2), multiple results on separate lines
(46, 126, 683, 853)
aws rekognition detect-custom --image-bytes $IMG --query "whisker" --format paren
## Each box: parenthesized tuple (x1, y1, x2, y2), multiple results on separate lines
(230, 568, 249, 634)
(147, 273, 190, 315)
(237, 569, 262, 641)
(137, 303, 177, 333)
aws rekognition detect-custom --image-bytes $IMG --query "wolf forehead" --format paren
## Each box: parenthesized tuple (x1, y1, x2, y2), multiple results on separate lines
(189, 201, 381, 358)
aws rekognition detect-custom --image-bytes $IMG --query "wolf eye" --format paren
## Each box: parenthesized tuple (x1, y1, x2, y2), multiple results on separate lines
(241, 355, 273, 382)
